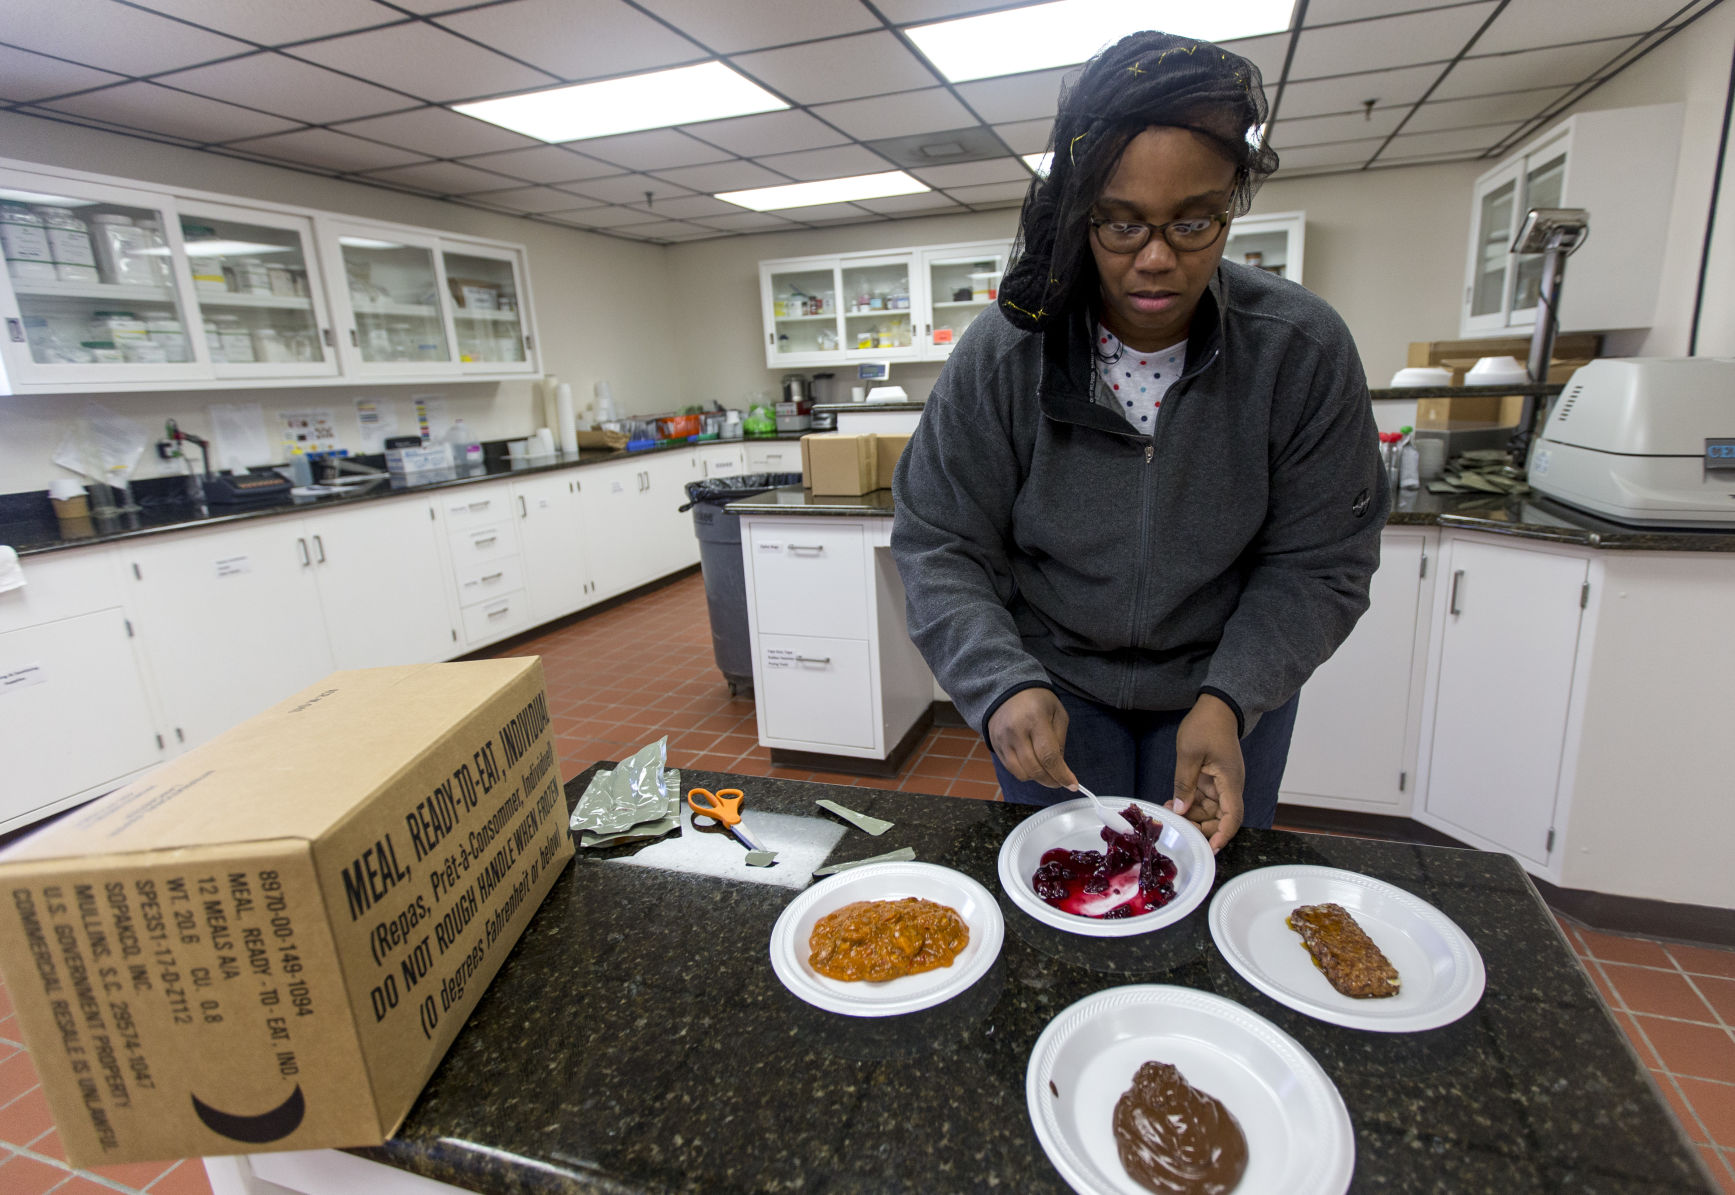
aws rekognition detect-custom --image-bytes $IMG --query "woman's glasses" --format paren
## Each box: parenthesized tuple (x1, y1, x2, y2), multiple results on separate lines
(1089, 212, 1230, 255)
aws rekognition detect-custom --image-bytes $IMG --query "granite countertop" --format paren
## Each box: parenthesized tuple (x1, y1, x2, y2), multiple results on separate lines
(349, 768, 1713, 1194)
(1367, 382, 1565, 401)
(1, 436, 809, 558)
(812, 401, 926, 413)
(729, 484, 1735, 551)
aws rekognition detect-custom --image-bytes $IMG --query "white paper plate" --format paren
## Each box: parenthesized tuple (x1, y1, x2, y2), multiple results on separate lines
(768, 862, 1003, 1017)
(997, 799, 1214, 938)
(1026, 985, 1354, 1195)
(1208, 865, 1486, 1032)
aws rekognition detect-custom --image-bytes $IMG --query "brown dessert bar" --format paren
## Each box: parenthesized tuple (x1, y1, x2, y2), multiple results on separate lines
(1286, 902, 1401, 998)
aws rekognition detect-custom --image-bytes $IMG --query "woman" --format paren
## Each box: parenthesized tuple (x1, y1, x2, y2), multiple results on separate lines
(891, 30, 1387, 851)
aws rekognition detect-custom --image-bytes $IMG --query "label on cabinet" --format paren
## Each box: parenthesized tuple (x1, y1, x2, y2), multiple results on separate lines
(765, 647, 798, 669)
(0, 662, 45, 693)
(215, 555, 252, 578)
(757, 540, 784, 555)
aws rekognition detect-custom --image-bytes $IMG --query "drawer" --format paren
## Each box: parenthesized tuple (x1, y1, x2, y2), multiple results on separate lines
(447, 520, 515, 566)
(745, 444, 796, 471)
(441, 487, 511, 531)
(461, 590, 530, 645)
(757, 634, 875, 750)
(748, 522, 867, 639)
(698, 447, 744, 478)
(455, 554, 523, 605)
(0, 547, 121, 634)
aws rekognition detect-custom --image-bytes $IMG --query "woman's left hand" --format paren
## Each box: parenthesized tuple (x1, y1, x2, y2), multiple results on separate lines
(1169, 693, 1246, 852)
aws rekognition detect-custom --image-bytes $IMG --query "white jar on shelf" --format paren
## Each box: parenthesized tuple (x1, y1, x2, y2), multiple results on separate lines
(35, 207, 99, 282)
(0, 203, 56, 282)
(88, 214, 157, 287)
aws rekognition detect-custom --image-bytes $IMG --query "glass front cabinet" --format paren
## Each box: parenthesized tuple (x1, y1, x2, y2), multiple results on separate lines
(920, 241, 1009, 360)
(760, 252, 921, 369)
(0, 157, 540, 394)
(1224, 211, 1306, 288)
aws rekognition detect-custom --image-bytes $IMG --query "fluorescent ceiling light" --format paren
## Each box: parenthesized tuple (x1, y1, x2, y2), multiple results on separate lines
(718, 171, 930, 212)
(1022, 152, 1053, 178)
(144, 240, 296, 257)
(907, 0, 1296, 83)
(454, 61, 787, 143)
(0, 189, 95, 207)
(339, 236, 407, 250)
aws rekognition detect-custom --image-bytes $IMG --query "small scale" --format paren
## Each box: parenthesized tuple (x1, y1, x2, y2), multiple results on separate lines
(856, 360, 891, 382)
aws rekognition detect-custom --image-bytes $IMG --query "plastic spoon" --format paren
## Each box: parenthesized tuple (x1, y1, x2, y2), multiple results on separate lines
(1072, 782, 1137, 836)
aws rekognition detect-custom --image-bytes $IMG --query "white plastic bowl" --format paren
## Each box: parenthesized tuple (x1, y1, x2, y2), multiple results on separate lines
(1388, 366, 1453, 387)
(1465, 355, 1530, 387)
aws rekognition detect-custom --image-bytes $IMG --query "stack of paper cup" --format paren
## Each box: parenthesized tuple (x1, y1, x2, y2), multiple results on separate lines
(594, 381, 619, 424)
(541, 375, 561, 432)
(555, 383, 578, 454)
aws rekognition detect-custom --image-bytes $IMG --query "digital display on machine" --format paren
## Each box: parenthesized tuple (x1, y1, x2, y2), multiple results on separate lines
(1706, 439, 1735, 470)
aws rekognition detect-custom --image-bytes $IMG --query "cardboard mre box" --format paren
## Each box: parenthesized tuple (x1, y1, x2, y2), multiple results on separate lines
(0, 659, 573, 1166)
(875, 432, 911, 490)
(801, 432, 878, 495)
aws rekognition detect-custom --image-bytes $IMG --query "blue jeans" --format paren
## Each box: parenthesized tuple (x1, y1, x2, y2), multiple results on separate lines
(990, 688, 1301, 830)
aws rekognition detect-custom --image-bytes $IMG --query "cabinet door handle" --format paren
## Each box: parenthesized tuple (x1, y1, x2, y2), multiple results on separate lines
(1449, 569, 1465, 616)
(297, 537, 310, 566)
(481, 571, 504, 582)
(313, 534, 326, 563)
(518, 495, 527, 517)
(794, 655, 831, 665)
(788, 544, 825, 554)
(349, 328, 359, 347)
(475, 535, 497, 548)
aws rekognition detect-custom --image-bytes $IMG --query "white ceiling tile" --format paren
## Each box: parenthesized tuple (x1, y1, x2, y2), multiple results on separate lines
(779, 202, 880, 222)
(691, 210, 802, 230)
(852, 191, 966, 215)
(435, 0, 702, 80)
(1402, 88, 1570, 134)
(909, 157, 1031, 188)
(1304, 0, 1469, 24)
(617, 219, 705, 239)
(359, 160, 525, 193)
(732, 32, 939, 105)
(287, 22, 555, 103)
(1275, 63, 1442, 119)
(625, 194, 741, 218)
(650, 159, 793, 192)
(811, 88, 977, 140)
(632, 0, 878, 54)
(1433, 39, 1641, 100)
(1377, 122, 1521, 159)
(1474, 0, 1687, 55)
(803, 213, 890, 227)
(41, 82, 302, 143)
(871, 0, 996, 23)
(17, 106, 205, 148)
(953, 68, 1072, 126)
(123, 0, 403, 45)
(0, 46, 125, 103)
(992, 118, 1053, 154)
(464, 183, 603, 210)
(542, 205, 660, 228)
(1272, 106, 1405, 149)
(752, 144, 894, 182)
(454, 145, 622, 183)
(649, 227, 727, 241)
(0, 0, 252, 75)
(332, 107, 542, 157)
(561, 128, 733, 171)
(562, 172, 697, 204)
(1288, 3, 1497, 79)
(1273, 137, 1385, 170)
(678, 109, 848, 157)
(156, 53, 414, 125)
(943, 180, 1032, 206)
(225, 127, 431, 171)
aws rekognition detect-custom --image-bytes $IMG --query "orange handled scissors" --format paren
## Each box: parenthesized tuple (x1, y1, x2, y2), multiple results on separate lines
(686, 787, 766, 854)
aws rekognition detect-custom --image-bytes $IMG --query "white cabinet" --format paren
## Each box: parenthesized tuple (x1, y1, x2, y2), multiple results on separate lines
(1416, 537, 1589, 866)
(694, 443, 745, 478)
(121, 520, 336, 751)
(0, 154, 540, 393)
(759, 250, 922, 368)
(437, 481, 530, 648)
(512, 471, 593, 625)
(304, 498, 455, 667)
(579, 455, 696, 602)
(1225, 211, 1305, 287)
(1459, 105, 1682, 336)
(745, 441, 799, 473)
(1280, 529, 1434, 815)
(918, 241, 1009, 360)
(0, 549, 162, 830)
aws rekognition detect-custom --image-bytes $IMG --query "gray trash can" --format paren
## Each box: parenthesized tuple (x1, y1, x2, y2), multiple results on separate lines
(681, 473, 803, 695)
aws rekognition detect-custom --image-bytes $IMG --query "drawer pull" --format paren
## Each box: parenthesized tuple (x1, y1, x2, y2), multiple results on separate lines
(487, 605, 510, 619)
(794, 655, 831, 665)
(788, 544, 825, 554)
(481, 571, 504, 582)
(474, 536, 497, 547)
(1449, 569, 1465, 616)
(468, 501, 490, 512)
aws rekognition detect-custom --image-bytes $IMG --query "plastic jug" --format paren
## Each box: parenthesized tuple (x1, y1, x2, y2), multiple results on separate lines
(445, 419, 483, 468)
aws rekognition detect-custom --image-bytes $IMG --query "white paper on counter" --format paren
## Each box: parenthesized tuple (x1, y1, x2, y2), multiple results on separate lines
(279, 408, 339, 457)
(355, 398, 398, 452)
(209, 403, 272, 469)
(413, 394, 448, 444)
(0, 546, 24, 594)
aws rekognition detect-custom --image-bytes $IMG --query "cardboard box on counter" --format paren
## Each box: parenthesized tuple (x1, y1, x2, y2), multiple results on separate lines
(799, 432, 913, 495)
(0, 659, 573, 1166)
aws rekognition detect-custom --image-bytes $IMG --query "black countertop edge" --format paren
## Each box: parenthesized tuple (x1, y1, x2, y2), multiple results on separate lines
(2, 436, 810, 558)
(726, 486, 1735, 551)
(811, 401, 926, 413)
(1368, 383, 1565, 401)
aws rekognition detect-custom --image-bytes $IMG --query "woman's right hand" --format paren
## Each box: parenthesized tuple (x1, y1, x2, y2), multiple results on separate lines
(987, 688, 1078, 789)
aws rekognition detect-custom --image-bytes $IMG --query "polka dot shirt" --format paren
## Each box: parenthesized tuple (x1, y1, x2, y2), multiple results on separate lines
(1096, 325, 1185, 434)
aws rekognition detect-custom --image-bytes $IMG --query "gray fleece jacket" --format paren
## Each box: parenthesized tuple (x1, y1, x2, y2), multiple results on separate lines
(890, 261, 1388, 737)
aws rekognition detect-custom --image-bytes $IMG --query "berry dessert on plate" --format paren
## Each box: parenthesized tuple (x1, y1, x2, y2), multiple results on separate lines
(1031, 804, 1178, 919)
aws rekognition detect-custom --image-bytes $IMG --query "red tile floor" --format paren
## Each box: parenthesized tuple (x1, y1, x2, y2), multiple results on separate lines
(0, 570, 1729, 1191)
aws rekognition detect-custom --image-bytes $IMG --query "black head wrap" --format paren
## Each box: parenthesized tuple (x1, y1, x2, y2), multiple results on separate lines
(997, 31, 1279, 332)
